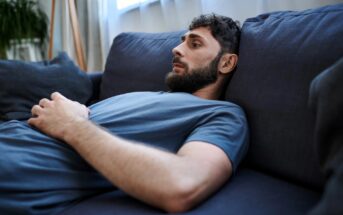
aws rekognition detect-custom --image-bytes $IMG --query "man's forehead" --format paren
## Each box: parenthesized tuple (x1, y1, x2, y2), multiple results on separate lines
(182, 27, 214, 42)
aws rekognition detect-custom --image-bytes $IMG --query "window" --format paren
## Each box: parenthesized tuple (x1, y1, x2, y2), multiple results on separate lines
(116, 0, 156, 10)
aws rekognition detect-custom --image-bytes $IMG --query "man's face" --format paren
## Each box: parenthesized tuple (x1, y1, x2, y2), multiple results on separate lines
(166, 27, 222, 93)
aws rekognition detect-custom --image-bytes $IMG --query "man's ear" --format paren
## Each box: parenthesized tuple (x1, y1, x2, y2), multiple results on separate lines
(218, 53, 238, 75)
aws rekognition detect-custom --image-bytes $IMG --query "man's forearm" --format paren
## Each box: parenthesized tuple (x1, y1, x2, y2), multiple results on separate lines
(62, 119, 209, 212)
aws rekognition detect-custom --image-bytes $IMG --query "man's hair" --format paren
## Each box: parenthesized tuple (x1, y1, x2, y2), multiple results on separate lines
(189, 14, 241, 54)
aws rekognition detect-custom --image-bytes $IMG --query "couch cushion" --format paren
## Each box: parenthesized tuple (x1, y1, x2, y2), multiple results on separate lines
(61, 168, 320, 215)
(307, 57, 343, 215)
(99, 31, 185, 100)
(0, 52, 93, 121)
(226, 4, 343, 189)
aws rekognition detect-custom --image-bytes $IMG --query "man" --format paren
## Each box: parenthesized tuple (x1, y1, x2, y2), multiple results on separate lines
(1, 14, 248, 214)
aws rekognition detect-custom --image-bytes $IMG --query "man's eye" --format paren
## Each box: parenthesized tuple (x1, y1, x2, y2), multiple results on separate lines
(191, 42, 201, 48)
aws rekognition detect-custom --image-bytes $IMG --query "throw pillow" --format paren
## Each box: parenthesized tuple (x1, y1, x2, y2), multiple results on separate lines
(0, 52, 93, 121)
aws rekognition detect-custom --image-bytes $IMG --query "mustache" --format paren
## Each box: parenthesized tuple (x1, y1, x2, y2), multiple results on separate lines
(172, 57, 187, 67)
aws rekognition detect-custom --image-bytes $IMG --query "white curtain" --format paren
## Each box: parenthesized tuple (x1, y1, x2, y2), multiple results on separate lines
(38, 0, 104, 72)
(62, 0, 103, 72)
(40, 0, 341, 72)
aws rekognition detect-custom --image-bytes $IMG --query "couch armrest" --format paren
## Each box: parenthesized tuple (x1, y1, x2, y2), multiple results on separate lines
(87, 72, 102, 105)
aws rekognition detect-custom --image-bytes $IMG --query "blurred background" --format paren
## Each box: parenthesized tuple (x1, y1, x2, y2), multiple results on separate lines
(1, 0, 341, 72)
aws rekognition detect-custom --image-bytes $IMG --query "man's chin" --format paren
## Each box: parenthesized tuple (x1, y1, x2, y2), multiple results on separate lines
(166, 71, 181, 80)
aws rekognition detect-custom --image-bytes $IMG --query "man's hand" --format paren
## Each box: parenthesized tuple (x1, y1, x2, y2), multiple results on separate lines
(28, 92, 90, 140)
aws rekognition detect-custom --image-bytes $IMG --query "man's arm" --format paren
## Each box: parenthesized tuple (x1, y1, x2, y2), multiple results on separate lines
(28, 92, 232, 213)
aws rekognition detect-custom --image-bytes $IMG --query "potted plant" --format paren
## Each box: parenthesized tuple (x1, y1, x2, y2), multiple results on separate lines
(0, 0, 48, 60)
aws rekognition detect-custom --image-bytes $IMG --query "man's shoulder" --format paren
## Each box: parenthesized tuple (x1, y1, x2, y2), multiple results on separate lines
(91, 91, 245, 115)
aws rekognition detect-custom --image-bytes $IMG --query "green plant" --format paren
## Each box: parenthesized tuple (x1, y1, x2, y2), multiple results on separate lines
(0, 0, 48, 59)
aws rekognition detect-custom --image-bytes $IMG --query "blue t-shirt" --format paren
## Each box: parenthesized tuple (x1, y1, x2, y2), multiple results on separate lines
(89, 91, 249, 171)
(0, 91, 248, 215)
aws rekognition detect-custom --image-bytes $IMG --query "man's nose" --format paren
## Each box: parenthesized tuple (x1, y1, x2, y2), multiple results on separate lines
(172, 43, 184, 57)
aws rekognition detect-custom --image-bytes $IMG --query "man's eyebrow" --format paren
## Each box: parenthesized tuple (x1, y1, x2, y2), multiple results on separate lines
(181, 33, 204, 41)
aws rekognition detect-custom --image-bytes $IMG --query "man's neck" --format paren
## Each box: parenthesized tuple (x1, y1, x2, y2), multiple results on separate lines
(192, 83, 222, 100)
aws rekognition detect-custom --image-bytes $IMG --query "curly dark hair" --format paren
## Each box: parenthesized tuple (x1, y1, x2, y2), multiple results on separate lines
(189, 14, 240, 54)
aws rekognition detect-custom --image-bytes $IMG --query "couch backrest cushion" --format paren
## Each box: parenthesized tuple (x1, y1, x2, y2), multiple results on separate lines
(100, 31, 185, 100)
(226, 4, 343, 189)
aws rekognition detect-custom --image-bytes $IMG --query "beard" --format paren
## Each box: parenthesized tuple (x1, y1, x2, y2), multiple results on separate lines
(165, 52, 222, 93)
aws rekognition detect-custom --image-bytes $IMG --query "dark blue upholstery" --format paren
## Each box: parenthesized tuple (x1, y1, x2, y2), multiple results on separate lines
(226, 4, 343, 189)
(87, 72, 103, 104)
(100, 31, 186, 100)
(65, 4, 343, 215)
(62, 169, 320, 215)
(307, 57, 343, 214)
(0, 52, 93, 121)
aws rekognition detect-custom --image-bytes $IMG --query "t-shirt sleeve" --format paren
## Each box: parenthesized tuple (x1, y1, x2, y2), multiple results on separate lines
(185, 105, 249, 172)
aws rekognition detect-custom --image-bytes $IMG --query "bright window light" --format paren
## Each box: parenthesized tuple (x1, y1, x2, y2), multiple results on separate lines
(117, 0, 151, 10)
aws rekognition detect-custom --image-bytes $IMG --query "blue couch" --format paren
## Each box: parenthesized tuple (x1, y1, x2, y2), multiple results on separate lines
(62, 4, 343, 215)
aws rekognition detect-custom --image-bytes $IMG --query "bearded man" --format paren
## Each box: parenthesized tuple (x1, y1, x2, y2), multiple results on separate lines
(0, 14, 248, 214)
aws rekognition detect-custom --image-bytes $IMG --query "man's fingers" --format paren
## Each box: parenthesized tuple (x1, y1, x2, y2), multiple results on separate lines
(39, 98, 51, 108)
(31, 104, 43, 117)
(51, 92, 67, 101)
(27, 117, 38, 126)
